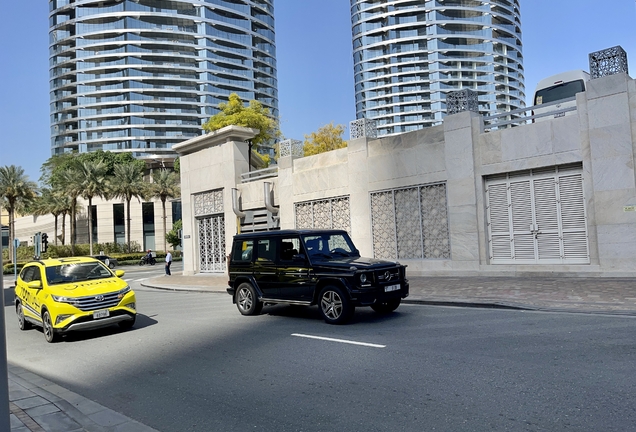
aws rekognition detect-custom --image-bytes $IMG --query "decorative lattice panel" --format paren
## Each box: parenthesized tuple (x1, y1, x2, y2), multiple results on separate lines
(370, 191, 397, 260)
(294, 196, 351, 232)
(279, 139, 304, 158)
(371, 183, 450, 260)
(447, 89, 478, 115)
(395, 188, 423, 259)
(421, 185, 451, 259)
(197, 214, 226, 272)
(350, 118, 378, 139)
(589, 46, 629, 79)
(193, 189, 223, 217)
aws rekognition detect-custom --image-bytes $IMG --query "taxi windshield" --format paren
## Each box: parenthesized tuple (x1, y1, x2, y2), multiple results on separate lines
(45, 262, 112, 285)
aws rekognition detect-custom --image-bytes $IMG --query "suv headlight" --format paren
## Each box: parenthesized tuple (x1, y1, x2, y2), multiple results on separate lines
(358, 272, 372, 285)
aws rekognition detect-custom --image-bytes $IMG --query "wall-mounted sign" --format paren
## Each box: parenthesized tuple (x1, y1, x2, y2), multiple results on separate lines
(623, 205, 636, 212)
(184, 235, 191, 239)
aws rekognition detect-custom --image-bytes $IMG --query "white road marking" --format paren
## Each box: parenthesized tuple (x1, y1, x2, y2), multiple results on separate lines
(291, 333, 386, 348)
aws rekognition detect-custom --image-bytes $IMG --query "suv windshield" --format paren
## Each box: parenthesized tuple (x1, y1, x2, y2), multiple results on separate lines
(302, 233, 359, 259)
(45, 262, 113, 285)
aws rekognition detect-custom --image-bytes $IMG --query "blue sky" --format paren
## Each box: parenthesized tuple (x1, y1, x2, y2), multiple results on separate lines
(1, 0, 635, 182)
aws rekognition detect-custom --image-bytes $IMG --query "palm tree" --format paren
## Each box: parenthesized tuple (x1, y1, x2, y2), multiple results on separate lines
(0, 165, 38, 262)
(110, 163, 146, 252)
(30, 188, 74, 247)
(149, 169, 181, 252)
(79, 160, 109, 255)
(59, 168, 84, 256)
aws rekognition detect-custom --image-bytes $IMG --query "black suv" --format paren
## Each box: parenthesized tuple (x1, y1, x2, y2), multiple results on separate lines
(227, 229, 409, 324)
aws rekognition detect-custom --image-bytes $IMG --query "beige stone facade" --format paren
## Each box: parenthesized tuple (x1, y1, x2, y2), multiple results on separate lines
(13, 196, 176, 253)
(176, 73, 636, 277)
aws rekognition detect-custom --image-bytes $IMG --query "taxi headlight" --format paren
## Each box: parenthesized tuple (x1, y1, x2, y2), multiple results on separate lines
(117, 286, 131, 299)
(51, 295, 79, 306)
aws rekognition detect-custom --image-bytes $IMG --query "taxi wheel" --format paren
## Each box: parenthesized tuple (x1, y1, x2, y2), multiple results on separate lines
(16, 303, 31, 331)
(319, 285, 353, 325)
(236, 283, 263, 316)
(370, 298, 401, 314)
(42, 310, 59, 343)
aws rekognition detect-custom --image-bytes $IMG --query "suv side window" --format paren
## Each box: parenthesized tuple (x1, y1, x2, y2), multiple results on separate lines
(232, 240, 254, 262)
(20, 266, 41, 283)
(280, 238, 302, 262)
(256, 239, 276, 261)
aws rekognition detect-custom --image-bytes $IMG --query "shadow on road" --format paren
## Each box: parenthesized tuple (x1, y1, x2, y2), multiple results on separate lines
(262, 303, 406, 325)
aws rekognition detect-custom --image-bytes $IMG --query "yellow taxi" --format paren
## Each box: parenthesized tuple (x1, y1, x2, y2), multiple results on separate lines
(14, 257, 136, 343)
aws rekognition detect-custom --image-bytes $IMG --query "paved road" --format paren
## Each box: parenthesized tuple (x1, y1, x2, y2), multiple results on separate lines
(7, 286, 636, 431)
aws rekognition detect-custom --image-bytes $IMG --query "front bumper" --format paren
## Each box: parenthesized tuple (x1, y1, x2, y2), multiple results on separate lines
(50, 291, 137, 333)
(349, 281, 410, 306)
(64, 311, 135, 332)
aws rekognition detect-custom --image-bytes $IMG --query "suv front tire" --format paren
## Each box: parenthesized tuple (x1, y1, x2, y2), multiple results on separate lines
(318, 285, 353, 324)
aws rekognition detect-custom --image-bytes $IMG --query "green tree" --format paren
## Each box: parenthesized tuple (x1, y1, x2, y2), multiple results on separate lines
(110, 163, 146, 253)
(149, 169, 181, 252)
(303, 122, 347, 156)
(78, 160, 109, 255)
(166, 219, 182, 250)
(0, 165, 38, 262)
(202, 93, 280, 147)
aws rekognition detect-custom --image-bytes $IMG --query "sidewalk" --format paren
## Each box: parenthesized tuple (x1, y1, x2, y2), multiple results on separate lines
(142, 273, 636, 316)
(8, 365, 158, 432)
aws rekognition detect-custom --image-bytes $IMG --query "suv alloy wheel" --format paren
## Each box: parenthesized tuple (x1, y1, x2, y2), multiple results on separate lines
(319, 285, 353, 324)
(236, 283, 263, 315)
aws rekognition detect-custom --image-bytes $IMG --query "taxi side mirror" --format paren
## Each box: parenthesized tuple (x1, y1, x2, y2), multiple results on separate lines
(27, 280, 42, 290)
(115, 270, 125, 278)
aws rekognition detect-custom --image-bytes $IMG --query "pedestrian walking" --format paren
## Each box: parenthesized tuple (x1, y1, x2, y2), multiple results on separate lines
(165, 251, 172, 275)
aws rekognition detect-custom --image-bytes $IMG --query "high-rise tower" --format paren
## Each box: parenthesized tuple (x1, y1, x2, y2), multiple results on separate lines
(351, 0, 524, 136)
(49, 0, 277, 164)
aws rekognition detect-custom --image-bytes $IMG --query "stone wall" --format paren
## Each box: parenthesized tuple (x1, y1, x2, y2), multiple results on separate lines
(178, 74, 636, 277)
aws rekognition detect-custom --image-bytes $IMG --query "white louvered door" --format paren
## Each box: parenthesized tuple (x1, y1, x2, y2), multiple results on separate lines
(486, 166, 589, 264)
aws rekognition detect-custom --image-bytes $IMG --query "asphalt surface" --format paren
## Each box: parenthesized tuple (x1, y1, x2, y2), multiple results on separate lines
(7, 271, 636, 431)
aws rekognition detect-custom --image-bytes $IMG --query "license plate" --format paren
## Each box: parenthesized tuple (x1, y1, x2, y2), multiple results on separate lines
(93, 309, 110, 319)
(384, 284, 400, 292)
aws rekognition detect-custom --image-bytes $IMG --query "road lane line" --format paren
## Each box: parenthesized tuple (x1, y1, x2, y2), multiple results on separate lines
(291, 333, 386, 348)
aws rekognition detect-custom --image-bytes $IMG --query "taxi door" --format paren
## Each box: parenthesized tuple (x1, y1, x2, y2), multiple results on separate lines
(16, 265, 44, 322)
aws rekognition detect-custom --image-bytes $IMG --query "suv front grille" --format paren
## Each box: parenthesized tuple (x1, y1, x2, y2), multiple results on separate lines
(376, 267, 401, 283)
(73, 292, 122, 311)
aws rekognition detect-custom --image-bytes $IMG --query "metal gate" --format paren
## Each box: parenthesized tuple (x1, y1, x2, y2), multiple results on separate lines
(197, 215, 226, 272)
(485, 164, 589, 264)
(193, 189, 226, 273)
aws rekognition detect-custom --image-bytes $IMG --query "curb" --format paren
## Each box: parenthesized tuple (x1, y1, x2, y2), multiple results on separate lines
(140, 281, 636, 317)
